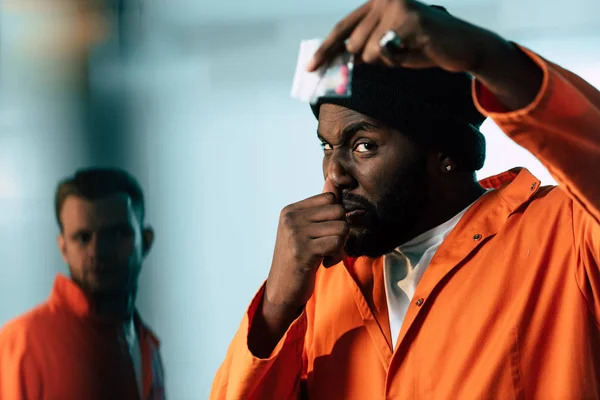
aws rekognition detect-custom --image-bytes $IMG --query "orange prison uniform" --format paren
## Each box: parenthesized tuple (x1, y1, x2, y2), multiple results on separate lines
(210, 46, 600, 399)
(0, 274, 166, 399)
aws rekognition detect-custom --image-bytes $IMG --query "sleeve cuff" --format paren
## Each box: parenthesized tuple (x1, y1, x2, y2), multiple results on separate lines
(244, 283, 307, 362)
(472, 44, 552, 121)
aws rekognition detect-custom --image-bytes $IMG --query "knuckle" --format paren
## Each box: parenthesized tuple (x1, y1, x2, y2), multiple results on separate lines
(332, 21, 346, 35)
(316, 244, 331, 258)
(408, 10, 421, 26)
(363, 45, 381, 63)
(323, 192, 337, 203)
(280, 207, 297, 227)
(363, 51, 377, 63)
(319, 237, 342, 255)
(312, 246, 326, 259)
(340, 222, 350, 235)
(280, 205, 292, 217)
(332, 236, 345, 250)
(281, 212, 294, 227)
(346, 39, 357, 54)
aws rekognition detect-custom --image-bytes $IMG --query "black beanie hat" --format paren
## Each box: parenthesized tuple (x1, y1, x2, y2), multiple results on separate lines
(311, 7, 487, 171)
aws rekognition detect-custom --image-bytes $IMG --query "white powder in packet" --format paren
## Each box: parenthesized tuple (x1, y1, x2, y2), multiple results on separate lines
(291, 39, 353, 104)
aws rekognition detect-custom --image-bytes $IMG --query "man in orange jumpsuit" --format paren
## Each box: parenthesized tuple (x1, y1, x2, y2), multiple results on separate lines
(211, 1, 600, 399)
(0, 168, 165, 399)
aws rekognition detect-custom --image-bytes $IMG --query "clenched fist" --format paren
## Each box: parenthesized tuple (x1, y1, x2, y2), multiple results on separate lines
(265, 179, 348, 308)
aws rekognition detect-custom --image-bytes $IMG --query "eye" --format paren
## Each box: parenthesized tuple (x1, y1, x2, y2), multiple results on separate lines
(320, 142, 333, 151)
(355, 142, 376, 153)
(76, 232, 92, 244)
(114, 228, 133, 238)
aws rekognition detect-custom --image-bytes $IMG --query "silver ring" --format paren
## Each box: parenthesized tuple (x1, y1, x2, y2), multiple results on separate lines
(379, 30, 404, 54)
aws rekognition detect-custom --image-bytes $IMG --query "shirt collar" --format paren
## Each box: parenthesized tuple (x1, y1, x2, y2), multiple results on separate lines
(48, 274, 160, 346)
(479, 167, 541, 210)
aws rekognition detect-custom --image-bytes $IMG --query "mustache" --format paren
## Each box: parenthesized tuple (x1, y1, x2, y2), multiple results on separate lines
(341, 192, 376, 212)
(86, 262, 120, 271)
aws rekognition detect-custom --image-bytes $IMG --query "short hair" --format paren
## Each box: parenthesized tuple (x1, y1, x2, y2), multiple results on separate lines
(55, 167, 145, 231)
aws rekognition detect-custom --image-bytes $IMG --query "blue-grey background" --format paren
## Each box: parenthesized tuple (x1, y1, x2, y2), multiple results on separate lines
(1, 0, 599, 398)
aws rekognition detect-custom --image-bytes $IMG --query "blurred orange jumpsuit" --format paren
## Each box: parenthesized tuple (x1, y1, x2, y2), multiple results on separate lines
(0, 274, 166, 399)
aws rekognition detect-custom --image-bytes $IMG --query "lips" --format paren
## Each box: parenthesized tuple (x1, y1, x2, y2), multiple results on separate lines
(88, 264, 120, 273)
(343, 202, 367, 223)
(343, 201, 366, 212)
(345, 208, 366, 217)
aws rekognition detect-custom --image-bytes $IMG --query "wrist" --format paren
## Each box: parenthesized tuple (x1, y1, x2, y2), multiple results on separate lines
(468, 36, 544, 111)
(262, 292, 305, 323)
(468, 30, 515, 78)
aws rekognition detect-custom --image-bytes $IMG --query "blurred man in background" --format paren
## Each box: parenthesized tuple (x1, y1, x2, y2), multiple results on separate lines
(0, 168, 165, 399)
(0, 1, 166, 398)
(211, 1, 600, 399)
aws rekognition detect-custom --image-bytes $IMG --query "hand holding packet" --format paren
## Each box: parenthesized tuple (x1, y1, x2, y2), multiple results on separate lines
(290, 39, 354, 104)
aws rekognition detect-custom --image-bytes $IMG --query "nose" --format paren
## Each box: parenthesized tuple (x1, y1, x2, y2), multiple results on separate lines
(322, 177, 339, 198)
(324, 151, 354, 195)
(88, 234, 112, 259)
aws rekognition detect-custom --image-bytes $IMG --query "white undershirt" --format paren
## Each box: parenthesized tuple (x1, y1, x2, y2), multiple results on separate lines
(383, 193, 490, 349)
(124, 319, 143, 397)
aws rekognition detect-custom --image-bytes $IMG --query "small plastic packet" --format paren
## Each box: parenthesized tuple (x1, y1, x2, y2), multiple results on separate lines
(290, 39, 354, 104)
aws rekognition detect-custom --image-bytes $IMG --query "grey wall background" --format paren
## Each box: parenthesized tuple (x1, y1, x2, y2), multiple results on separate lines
(1, 0, 599, 398)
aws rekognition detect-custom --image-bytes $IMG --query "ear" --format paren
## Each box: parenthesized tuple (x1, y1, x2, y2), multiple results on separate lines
(57, 233, 69, 264)
(437, 152, 456, 173)
(141, 227, 154, 257)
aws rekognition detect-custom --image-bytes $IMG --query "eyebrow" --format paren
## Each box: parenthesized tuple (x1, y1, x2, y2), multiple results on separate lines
(69, 223, 132, 239)
(70, 229, 90, 240)
(317, 121, 382, 145)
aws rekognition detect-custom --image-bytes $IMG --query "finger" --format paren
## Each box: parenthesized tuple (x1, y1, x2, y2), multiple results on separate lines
(380, 56, 396, 67)
(300, 204, 346, 223)
(305, 220, 349, 239)
(362, 22, 391, 64)
(307, 2, 371, 72)
(345, 11, 380, 55)
(386, 51, 432, 69)
(285, 192, 338, 213)
(362, 2, 412, 64)
(310, 235, 347, 260)
(377, 28, 410, 67)
(378, 13, 423, 66)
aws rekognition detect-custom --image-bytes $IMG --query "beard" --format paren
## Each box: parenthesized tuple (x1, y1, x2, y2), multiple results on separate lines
(343, 155, 429, 259)
(69, 265, 138, 320)
(70, 261, 139, 298)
